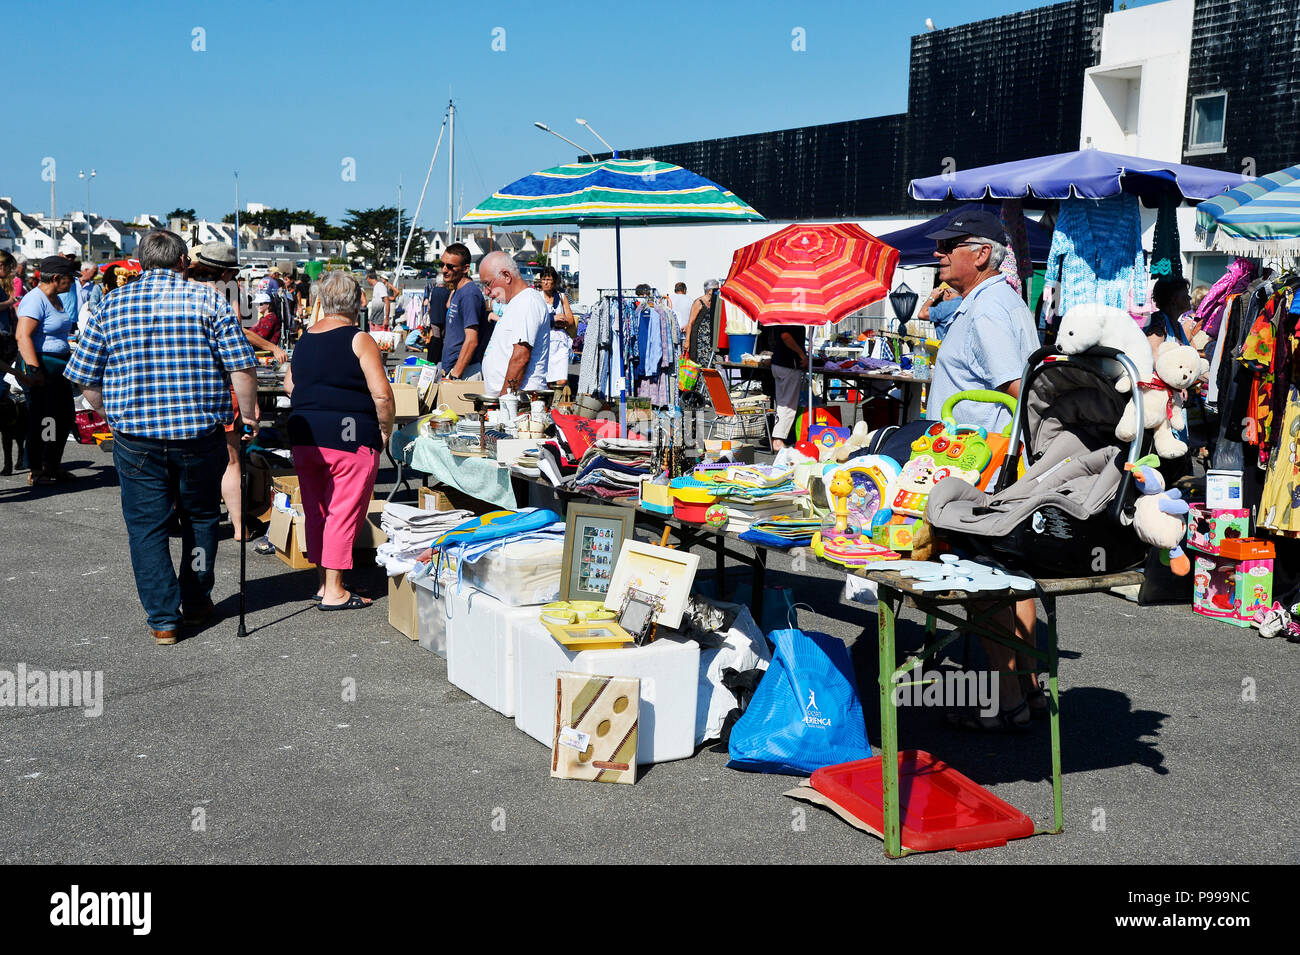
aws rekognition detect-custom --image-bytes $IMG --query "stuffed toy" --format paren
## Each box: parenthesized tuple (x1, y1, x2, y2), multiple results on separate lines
(833, 421, 872, 463)
(1147, 341, 1211, 459)
(1125, 456, 1190, 575)
(1056, 303, 1155, 394)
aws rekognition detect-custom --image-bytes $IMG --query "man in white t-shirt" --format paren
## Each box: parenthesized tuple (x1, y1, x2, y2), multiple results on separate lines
(478, 251, 549, 397)
(669, 281, 691, 331)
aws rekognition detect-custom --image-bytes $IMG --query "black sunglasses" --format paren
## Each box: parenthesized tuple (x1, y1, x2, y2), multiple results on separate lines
(936, 237, 986, 255)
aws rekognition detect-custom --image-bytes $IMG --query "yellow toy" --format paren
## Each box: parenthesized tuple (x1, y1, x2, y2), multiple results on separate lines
(829, 469, 854, 533)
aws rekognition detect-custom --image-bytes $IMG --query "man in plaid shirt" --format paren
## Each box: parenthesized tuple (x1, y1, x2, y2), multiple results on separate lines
(65, 231, 260, 646)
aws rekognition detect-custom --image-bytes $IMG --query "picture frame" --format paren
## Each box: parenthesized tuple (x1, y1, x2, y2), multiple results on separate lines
(542, 619, 636, 651)
(560, 503, 637, 603)
(603, 540, 700, 630)
(617, 588, 663, 646)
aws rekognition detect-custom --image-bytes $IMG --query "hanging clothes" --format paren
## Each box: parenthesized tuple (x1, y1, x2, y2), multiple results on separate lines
(1196, 257, 1258, 339)
(1000, 199, 1034, 292)
(1149, 191, 1183, 281)
(1045, 194, 1147, 314)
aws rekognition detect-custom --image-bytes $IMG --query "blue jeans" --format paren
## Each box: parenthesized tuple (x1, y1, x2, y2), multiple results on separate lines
(113, 427, 226, 631)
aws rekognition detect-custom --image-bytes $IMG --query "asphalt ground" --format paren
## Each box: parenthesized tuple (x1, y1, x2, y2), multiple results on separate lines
(1, 438, 1298, 866)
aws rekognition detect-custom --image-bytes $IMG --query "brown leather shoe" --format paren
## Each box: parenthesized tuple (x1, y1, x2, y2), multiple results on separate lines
(152, 629, 177, 646)
(182, 600, 216, 624)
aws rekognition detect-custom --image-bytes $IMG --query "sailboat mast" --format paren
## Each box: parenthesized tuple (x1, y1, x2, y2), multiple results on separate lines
(447, 100, 455, 243)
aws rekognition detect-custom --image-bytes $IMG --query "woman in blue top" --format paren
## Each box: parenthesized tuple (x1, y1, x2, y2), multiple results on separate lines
(16, 256, 79, 486)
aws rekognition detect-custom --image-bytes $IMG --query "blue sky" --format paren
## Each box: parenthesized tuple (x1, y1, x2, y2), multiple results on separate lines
(4, 0, 1142, 229)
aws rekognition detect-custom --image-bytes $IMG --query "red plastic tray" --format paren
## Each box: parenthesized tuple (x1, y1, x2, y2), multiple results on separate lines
(811, 750, 1035, 852)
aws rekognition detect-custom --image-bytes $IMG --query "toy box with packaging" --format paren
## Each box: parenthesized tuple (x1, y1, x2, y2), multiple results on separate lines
(1191, 538, 1274, 628)
(1185, 505, 1250, 556)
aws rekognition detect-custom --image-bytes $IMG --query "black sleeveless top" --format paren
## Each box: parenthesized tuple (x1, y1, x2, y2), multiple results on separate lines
(287, 325, 381, 452)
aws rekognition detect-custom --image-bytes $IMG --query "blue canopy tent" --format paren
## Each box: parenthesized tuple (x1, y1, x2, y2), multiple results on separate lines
(908, 148, 1250, 206)
(880, 203, 1053, 266)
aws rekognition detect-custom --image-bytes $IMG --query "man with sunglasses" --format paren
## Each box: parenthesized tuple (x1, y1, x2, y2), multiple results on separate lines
(925, 209, 1043, 731)
(438, 243, 487, 381)
(925, 210, 1038, 435)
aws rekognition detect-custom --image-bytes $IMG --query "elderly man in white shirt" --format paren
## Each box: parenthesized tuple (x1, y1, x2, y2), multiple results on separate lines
(477, 251, 549, 397)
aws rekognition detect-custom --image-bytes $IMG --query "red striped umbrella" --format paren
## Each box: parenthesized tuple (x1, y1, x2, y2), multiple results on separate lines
(720, 223, 899, 326)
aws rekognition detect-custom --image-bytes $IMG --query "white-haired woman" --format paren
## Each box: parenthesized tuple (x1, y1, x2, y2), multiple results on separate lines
(283, 271, 395, 610)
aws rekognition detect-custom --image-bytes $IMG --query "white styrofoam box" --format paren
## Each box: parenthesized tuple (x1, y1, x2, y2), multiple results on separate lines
(514, 620, 700, 764)
(457, 538, 564, 607)
(445, 586, 538, 717)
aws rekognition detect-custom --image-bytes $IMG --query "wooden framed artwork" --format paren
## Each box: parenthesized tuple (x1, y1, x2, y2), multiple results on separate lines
(559, 503, 637, 603)
(602, 540, 700, 630)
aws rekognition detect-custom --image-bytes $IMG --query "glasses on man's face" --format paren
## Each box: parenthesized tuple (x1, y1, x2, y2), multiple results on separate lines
(442, 260, 465, 271)
(936, 238, 985, 256)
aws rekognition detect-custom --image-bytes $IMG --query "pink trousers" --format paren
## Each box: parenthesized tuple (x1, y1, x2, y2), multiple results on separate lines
(291, 444, 379, 570)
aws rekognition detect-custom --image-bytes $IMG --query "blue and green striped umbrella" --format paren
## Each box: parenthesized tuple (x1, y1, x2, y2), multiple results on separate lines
(1196, 164, 1300, 254)
(460, 158, 762, 225)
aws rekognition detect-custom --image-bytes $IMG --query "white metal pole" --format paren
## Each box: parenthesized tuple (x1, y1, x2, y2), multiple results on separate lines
(447, 100, 455, 242)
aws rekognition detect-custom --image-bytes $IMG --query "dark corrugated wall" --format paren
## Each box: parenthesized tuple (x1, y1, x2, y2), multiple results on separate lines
(1183, 0, 1300, 176)
(907, 0, 1107, 183)
(598, 0, 1107, 219)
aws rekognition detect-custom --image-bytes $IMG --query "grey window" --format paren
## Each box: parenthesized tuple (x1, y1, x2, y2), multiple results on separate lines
(1189, 92, 1227, 152)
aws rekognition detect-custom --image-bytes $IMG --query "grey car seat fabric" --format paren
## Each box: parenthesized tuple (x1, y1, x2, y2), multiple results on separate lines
(927, 437, 1123, 537)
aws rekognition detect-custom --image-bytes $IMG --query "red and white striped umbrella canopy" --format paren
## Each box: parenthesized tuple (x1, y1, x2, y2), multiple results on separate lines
(720, 223, 899, 326)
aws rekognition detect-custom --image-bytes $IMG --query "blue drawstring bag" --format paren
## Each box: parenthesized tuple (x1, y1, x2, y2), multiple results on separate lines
(727, 628, 872, 776)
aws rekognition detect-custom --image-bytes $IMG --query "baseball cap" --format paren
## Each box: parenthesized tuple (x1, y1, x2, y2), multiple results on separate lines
(925, 209, 1007, 244)
(254, 292, 272, 304)
(39, 255, 78, 277)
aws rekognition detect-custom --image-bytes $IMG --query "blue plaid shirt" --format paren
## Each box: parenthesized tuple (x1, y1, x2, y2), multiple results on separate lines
(65, 269, 257, 440)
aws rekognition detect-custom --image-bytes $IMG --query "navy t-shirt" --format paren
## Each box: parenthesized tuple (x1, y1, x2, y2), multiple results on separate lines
(441, 282, 488, 372)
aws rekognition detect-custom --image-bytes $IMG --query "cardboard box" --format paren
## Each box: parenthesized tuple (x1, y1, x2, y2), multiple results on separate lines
(1206, 469, 1244, 510)
(388, 572, 420, 640)
(247, 457, 295, 523)
(419, 485, 498, 516)
(391, 382, 420, 419)
(267, 504, 315, 570)
(355, 497, 389, 550)
(435, 379, 486, 415)
(271, 474, 303, 509)
(1192, 540, 1274, 628)
(1185, 505, 1250, 556)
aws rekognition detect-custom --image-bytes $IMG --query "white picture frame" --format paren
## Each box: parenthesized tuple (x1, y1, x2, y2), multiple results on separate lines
(602, 541, 700, 630)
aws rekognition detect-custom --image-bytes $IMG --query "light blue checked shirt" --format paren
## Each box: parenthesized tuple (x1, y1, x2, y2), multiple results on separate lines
(65, 269, 257, 440)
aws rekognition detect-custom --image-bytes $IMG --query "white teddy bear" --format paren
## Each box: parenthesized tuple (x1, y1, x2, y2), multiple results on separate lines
(1148, 340, 1211, 459)
(1057, 303, 1158, 444)
(1055, 303, 1155, 392)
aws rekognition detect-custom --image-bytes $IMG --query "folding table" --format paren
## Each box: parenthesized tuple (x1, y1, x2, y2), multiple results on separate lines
(862, 566, 1144, 858)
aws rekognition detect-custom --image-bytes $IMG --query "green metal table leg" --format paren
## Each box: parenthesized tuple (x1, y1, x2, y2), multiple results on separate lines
(1045, 593, 1063, 833)
(878, 587, 902, 858)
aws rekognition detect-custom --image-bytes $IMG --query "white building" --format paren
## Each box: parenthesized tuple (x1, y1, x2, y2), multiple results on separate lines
(548, 233, 580, 277)
(1080, 0, 1230, 292)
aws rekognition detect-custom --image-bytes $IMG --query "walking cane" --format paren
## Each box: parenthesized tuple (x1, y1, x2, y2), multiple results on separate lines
(237, 424, 253, 639)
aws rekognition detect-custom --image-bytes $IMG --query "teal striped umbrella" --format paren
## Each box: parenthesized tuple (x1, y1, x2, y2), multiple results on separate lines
(461, 158, 761, 225)
(1196, 164, 1300, 254)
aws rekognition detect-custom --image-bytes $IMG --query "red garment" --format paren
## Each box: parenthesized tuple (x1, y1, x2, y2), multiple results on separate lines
(251, 310, 281, 343)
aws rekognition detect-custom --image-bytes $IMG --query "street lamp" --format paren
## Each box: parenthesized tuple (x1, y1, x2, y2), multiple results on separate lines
(534, 122, 595, 162)
(78, 168, 96, 258)
(575, 119, 617, 159)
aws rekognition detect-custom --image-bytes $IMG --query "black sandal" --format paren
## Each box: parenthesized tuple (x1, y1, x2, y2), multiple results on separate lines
(318, 592, 372, 611)
(947, 699, 1032, 733)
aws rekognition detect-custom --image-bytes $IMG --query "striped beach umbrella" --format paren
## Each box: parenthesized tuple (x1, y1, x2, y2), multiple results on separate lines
(720, 223, 899, 326)
(461, 158, 761, 225)
(1196, 164, 1300, 255)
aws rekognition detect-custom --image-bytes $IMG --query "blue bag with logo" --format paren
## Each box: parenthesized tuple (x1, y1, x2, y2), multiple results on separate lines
(727, 628, 872, 776)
